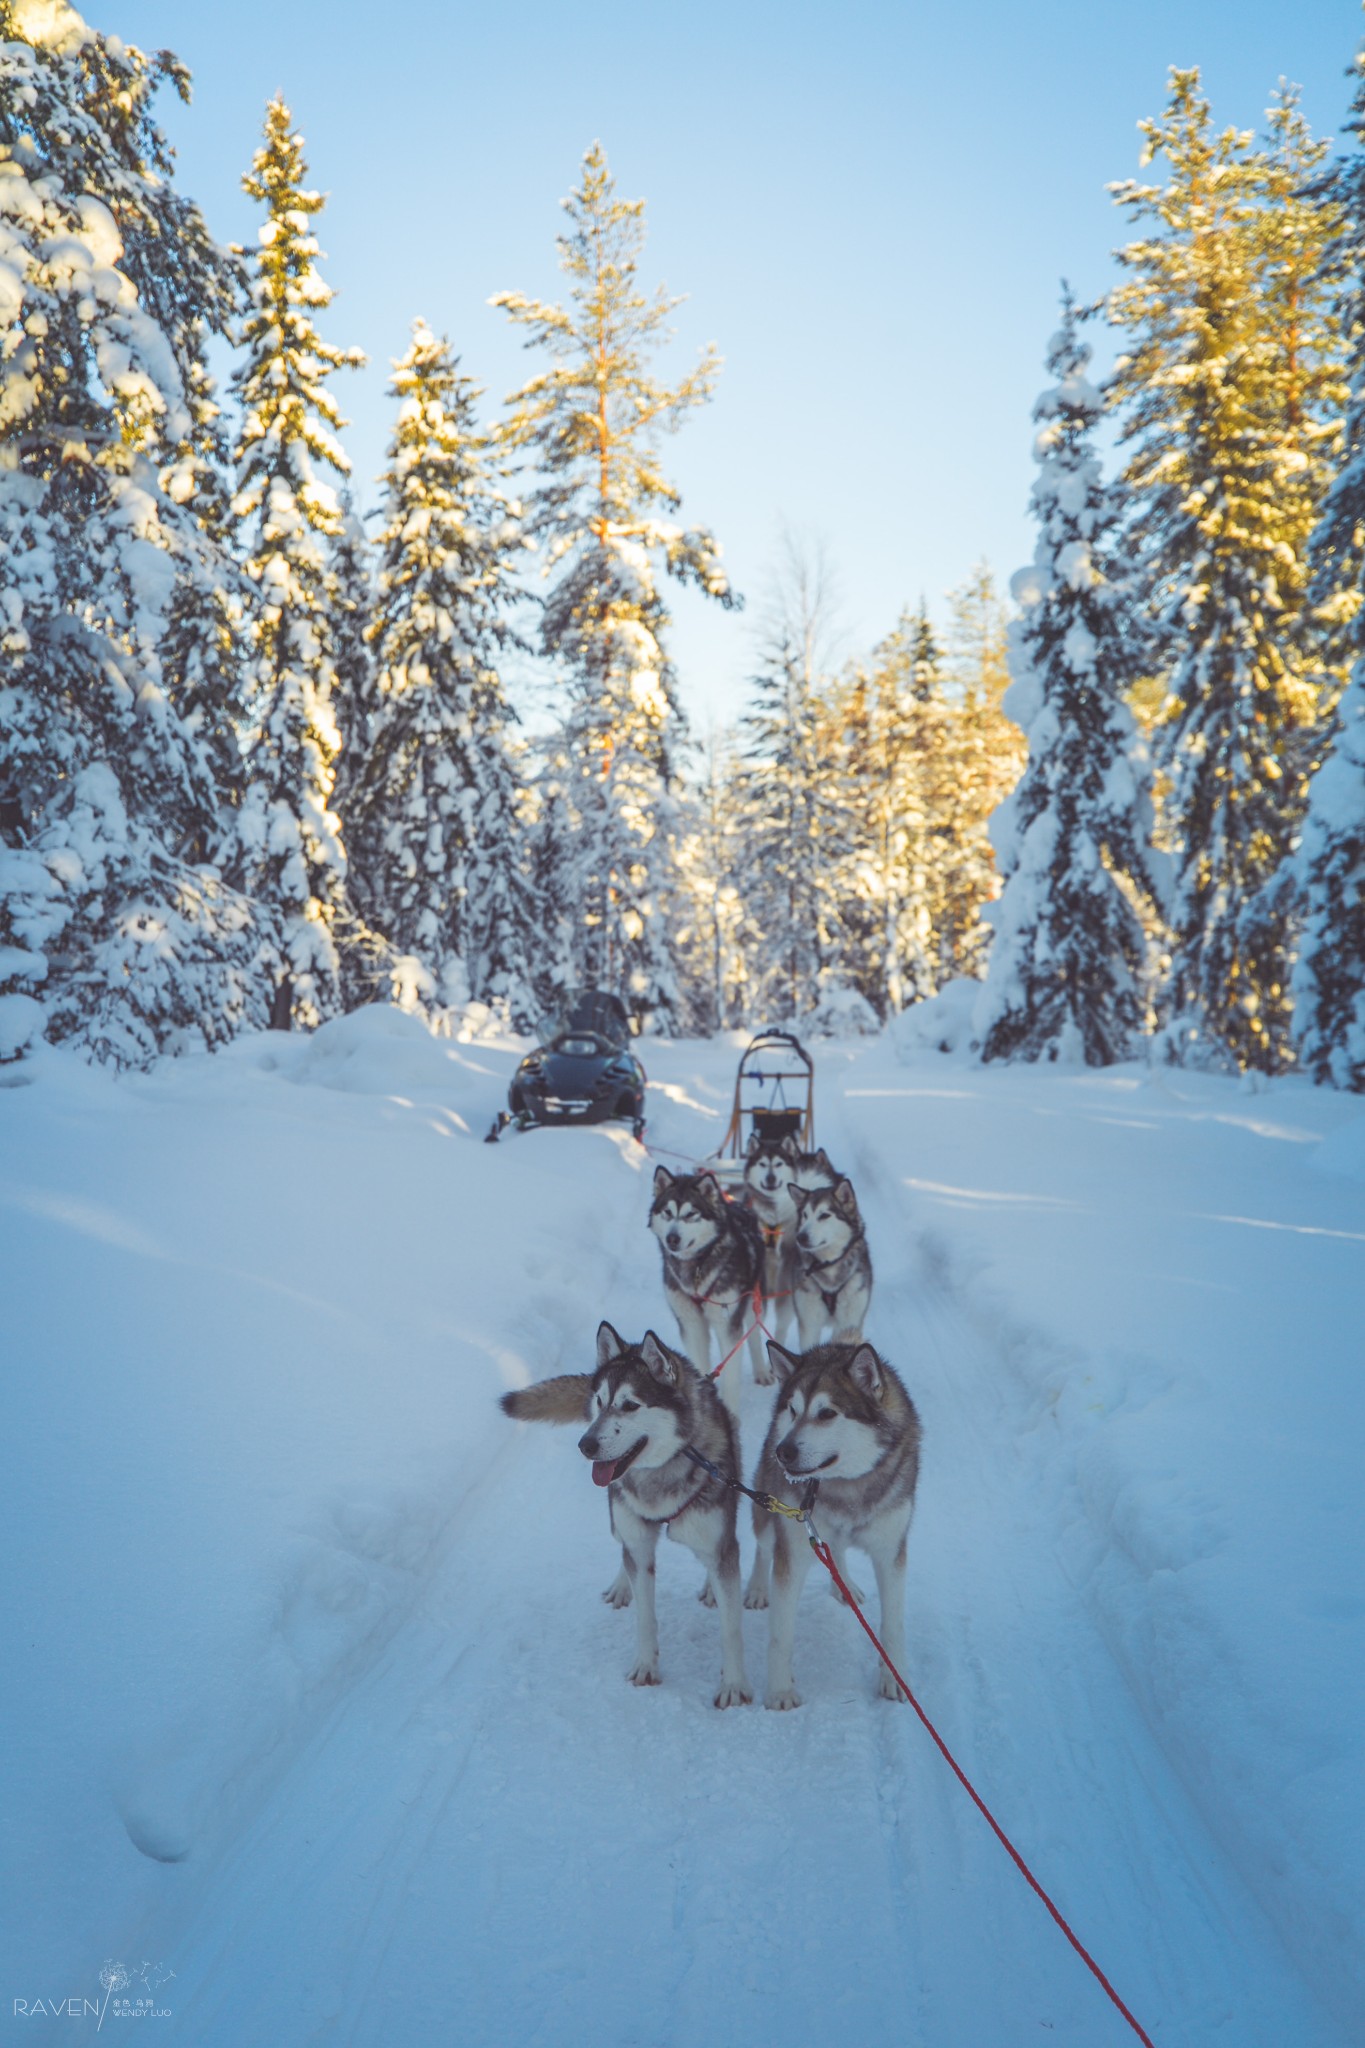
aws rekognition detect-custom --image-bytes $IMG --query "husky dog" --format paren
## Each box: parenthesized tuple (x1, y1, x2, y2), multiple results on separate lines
(500, 1324, 752, 1707)
(790, 1176, 873, 1345)
(649, 1166, 769, 1408)
(745, 1339, 921, 1708)
(742, 1133, 802, 1341)
(790, 1145, 840, 1193)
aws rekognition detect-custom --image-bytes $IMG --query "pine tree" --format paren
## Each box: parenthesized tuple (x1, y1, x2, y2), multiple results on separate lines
(347, 321, 534, 1024)
(734, 547, 859, 1024)
(494, 142, 737, 1030)
(1110, 70, 1344, 1072)
(0, 0, 276, 1066)
(158, 351, 251, 856)
(329, 492, 376, 792)
(826, 603, 958, 1017)
(227, 96, 364, 1031)
(672, 731, 752, 1032)
(524, 766, 577, 1021)
(975, 294, 1162, 1065)
(936, 565, 1024, 982)
(1296, 39, 1365, 1089)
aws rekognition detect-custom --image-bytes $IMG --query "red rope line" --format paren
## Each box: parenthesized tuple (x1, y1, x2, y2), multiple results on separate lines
(809, 1537, 1157, 2048)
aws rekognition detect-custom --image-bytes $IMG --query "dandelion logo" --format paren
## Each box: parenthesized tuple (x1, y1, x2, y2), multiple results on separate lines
(97, 1962, 129, 2030)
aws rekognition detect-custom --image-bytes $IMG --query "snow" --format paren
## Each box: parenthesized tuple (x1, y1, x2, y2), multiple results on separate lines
(2, 1016, 1361, 2045)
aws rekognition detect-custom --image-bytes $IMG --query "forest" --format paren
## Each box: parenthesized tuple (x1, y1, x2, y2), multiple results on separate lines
(1, 0, 1363, 1089)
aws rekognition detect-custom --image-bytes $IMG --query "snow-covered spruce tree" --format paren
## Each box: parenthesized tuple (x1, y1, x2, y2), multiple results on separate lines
(937, 563, 1024, 984)
(826, 603, 959, 1018)
(975, 294, 1162, 1065)
(228, 96, 364, 1031)
(158, 350, 252, 855)
(1295, 41, 1365, 1089)
(672, 730, 755, 1032)
(329, 492, 375, 793)
(494, 142, 737, 1031)
(1110, 71, 1344, 1072)
(734, 546, 864, 1027)
(524, 766, 577, 1019)
(348, 321, 535, 1025)
(0, 0, 277, 1067)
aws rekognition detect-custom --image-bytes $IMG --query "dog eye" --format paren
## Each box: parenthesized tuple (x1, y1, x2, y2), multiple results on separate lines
(814, 1408, 836, 1423)
(618, 1400, 639, 1414)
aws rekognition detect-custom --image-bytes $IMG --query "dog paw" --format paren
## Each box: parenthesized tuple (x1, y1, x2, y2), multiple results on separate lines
(752, 1362, 776, 1386)
(765, 1685, 803, 1711)
(877, 1667, 909, 1703)
(831, 1575, 866, 1607)
(714, 1681, 753, 1709)
(697, 1580, 717, 1607)
(743, 1583, 769, 1610)
(602, 1571, 633, 1609)
(627, 1659, 661, 1688)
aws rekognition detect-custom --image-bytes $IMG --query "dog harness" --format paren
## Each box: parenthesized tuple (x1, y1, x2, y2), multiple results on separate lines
(800, 1232, 866, 1314)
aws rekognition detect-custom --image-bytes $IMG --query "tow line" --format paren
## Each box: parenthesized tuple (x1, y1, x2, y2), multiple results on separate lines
(681, 1452, 1158, 2048)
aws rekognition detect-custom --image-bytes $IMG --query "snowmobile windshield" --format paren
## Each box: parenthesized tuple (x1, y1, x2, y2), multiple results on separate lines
(537, 989, 631, 1049)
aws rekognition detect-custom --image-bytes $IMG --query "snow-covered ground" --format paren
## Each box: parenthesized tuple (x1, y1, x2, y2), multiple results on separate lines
(2, 1011, 1361, 2045)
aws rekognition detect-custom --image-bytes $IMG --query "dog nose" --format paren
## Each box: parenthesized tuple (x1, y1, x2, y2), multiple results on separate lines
(776, 1439, 799, 1469)
(666, 1230, 680, 1249)
(578, 1433, 598, 1459)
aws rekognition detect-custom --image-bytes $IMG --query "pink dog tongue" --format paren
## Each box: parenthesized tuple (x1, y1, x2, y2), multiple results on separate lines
(592, 1459, 618, 1488)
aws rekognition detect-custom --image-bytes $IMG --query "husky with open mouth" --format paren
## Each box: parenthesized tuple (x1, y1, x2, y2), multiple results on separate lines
(790, 1176, 873, 1345)
(744, 1338, 921, 1709)
(649, 1166, 769, 1408)
(500, 1324, 753, 1707)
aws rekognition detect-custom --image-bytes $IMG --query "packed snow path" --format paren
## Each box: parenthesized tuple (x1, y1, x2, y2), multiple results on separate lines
(4, 1018, 1361, 2045)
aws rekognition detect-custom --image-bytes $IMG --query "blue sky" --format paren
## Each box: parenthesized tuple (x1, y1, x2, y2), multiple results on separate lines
(104, 0, 1355, 727)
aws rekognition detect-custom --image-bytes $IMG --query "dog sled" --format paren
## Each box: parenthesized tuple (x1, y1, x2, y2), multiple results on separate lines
(706, 1028, 814, 1185)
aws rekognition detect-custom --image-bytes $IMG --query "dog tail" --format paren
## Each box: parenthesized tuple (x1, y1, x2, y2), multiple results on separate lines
(500, 1374, 593, 1424)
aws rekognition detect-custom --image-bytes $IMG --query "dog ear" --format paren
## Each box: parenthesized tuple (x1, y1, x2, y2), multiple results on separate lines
(779, 1135, 800, 1160)
(745, 1132, 761, 1158)
(765, 1339, 801, 1384)
(832, 1177, 859, 1215)
(640, 1331, 680, 1384)
(815, 1148, 833, 1171)
(845, 1345, 884, 1401)
(596, 1321, 625, 1368)
(652, 1165, 673, 1197)
(786, 1182, 809, 1208)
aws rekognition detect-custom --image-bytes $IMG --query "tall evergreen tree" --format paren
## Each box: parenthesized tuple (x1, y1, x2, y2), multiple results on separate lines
(524, 767, 577, 1020)
(0, 0, 275, 1066)
(228, 96, 364, 1030)
(734, 546, 858, 1023)
(828, 603, 959, 1016)
(494, 142, 737, 1030)
(672, 731, 752, 1032)
(1296, 36, 1365, 1090)
(349, 321, 534, 1023)
(329, 492, 376, 792)
(975, 295, 1162, 1065)
(937, 564, 1025, 982)
(1110, 70, 1344, 1072)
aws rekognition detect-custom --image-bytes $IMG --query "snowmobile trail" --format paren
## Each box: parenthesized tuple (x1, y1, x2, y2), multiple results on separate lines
(87, 1038, 1351, 2048)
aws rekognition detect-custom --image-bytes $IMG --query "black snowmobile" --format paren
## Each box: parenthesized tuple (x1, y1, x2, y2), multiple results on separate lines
(485, 988, 647, 1142)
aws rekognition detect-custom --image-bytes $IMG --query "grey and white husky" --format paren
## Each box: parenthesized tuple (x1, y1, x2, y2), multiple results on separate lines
(744, 1338, 922, 1709)
(790, 1175, 873, 1344)
(649, 1166, 769, 1408)
(500, 1324, 752, 1707)
(742, 1133, 802, 1341)
(790, 1144, 840, 1193)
